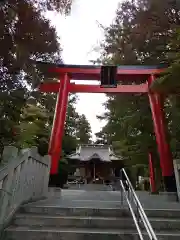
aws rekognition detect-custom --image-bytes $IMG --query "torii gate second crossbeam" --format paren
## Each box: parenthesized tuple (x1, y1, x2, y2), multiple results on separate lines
(38, 62, 176, 192)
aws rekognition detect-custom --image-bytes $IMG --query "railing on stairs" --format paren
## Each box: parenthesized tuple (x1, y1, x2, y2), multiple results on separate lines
(0, 146, 50, 231)
(120, 168, 158, 240)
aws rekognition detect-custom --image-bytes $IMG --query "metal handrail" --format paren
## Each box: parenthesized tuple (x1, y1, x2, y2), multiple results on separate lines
(120, 168, 158, 240)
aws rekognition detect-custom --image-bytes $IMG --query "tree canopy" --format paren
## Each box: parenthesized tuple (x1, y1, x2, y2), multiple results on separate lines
(0, 0, 63, 150)
(151, 28, 180, 93)
(0, 0, 92, 158)
(95, 0, 180, 183)
(76, 114, 92, 144)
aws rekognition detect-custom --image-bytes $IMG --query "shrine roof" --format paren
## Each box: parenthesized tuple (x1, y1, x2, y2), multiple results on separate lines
(36, 61, 168, 82)
(67, 144, 123, 162)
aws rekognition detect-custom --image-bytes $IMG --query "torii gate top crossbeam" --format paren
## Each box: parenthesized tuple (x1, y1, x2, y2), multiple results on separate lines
(36, 61, 166, 82)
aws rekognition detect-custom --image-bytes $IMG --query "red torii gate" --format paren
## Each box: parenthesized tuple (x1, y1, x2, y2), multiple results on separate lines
(39, 63, 176, 192)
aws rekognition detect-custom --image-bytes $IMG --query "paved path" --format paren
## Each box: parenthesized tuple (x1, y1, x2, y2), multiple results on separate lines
(27, 187, 180, 210)
(34, 189, 126, 208)
(137, 191, 180, 209)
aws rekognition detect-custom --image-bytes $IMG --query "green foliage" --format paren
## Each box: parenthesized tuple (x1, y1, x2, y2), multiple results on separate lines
(58, 158, 69, 173)
(0, 0, 93, 159)
(63, 94, 92, 154)
(0, 0, 73, 14)
(96, 0, 180, 179)
(151, 28, 180, 92)
(16, 103, 50, 148)
(15, 93, 92, 156)
(76, 114, 92, 144)
(0, 0, 73, 151)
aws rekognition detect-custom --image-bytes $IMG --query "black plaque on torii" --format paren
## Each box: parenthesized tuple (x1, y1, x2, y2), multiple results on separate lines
(100, 65, 117, 88)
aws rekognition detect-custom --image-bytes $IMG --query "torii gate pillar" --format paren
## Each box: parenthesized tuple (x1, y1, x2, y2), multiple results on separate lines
(49, 74, 70, 174)
(148, 75, 176, 192)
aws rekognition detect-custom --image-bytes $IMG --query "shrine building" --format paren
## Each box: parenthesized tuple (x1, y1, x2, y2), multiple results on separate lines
(67, 144, 124, 183)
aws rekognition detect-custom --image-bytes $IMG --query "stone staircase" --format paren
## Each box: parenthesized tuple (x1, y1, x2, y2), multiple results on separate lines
(68, 183, 113, 191)
(3, 190, 180, 240)
(2, 146, 180, 239)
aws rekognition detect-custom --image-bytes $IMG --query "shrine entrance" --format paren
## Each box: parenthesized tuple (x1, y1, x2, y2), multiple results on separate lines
(88, 159, 111, 183)
(67, 144, 121, 185)
(38, 62, 176, 192)
(89, 160, 99, 182)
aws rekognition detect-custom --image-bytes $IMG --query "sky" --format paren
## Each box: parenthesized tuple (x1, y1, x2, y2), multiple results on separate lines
(46, 0, 120, 140)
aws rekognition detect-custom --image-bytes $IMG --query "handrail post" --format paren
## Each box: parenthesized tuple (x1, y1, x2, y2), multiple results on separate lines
(136, 200, 140, 224)
(0, 165, 14, 229)
(42, 155, 51, 198)
(120, 168, 158, 240)
(0, 147, 18, 229)
(121, 183, 123, 205)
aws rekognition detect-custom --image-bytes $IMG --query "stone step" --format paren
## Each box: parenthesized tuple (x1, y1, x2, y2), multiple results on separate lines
(145, 209, 180, 219)
(68, 184, 113, 191)
(150, 218, 180, 231)
(20, 206, 131, 217)
(13, 214, 180, 231)
(13, 214, 136, 229)
(4, 227, 180, 240)
(20, 205, 180, 219)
